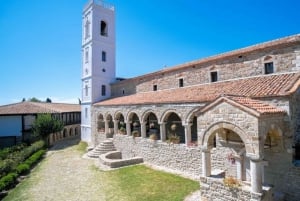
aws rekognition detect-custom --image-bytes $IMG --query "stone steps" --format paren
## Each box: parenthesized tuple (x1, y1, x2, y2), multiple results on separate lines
(87, 140, 116, 158)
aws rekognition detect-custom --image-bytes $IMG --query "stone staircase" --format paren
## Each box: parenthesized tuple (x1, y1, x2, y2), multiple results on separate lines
(87, 140, 116, 158)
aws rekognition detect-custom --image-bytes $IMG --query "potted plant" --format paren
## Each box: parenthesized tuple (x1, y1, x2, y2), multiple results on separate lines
(119, 127, 126, 135)
(132, 130, 140, 137)
(149, 133, 157, 141)
(167, 135, 180, 144)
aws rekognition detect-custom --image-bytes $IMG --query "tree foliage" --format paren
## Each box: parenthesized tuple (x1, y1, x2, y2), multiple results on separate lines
(46, 98, 52, 103)
(29, 97, 42, 102)
(32, 114, 64, 140)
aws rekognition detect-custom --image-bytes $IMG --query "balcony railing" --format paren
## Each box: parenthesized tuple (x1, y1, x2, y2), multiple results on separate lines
(84, 0, 114, 11)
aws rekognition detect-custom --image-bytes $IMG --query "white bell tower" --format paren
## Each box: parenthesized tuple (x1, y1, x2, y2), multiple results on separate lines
(81, 0, 115, 143)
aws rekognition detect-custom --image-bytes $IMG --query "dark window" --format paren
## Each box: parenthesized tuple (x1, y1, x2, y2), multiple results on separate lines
(102, 51, 106, 62)
(293, 143, 300, 167)
(264, 62, 274, 74)
(211, 71, 218, 82)
(85, 19, 90, 39)
(101, 85, 106, 96)
(179, 78, 184, 87)
(85, 85, 88, 96)
(100, 21, 107, 36)
(153, 85, 157, 91)
(122, 89, 125, 95)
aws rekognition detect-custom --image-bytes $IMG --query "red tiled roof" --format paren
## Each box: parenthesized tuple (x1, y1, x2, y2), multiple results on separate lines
(228, 96, 286, 115)
(0, 102, 81, 115)
(113, 34, 300, 84)
(95, 72, 300, 106)
(200, 95, 286, 117)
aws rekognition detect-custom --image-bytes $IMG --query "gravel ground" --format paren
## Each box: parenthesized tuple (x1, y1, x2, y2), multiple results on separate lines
(12, 137, 106, 201)
(6, 137, 201, 201)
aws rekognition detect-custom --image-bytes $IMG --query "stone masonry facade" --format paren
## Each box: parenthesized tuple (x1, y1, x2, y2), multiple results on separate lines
(112, 38, 300, 97)
(90, 35, 300, 201)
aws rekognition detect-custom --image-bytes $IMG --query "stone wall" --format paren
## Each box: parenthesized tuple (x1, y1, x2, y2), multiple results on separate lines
(113, 134, 202, 179)
(111, 45, 300, 97)
(199, 176, 274, 201)
(200, 177, 253, 201)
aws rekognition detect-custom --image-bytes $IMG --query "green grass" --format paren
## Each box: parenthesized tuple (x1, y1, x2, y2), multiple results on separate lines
(76, 141, 88, 154)
(3, 141, 200, 201)
(93, 165, 200, 201)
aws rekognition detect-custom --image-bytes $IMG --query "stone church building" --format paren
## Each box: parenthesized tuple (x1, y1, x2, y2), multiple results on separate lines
(81, 1, 300, 200)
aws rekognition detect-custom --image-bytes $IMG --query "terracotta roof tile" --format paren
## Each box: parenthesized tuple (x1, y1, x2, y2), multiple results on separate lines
(199, 95, 286, 117)
(227, 96, 286, 115)
(95, 72, 300, 106)
(0, 102, 81, 115)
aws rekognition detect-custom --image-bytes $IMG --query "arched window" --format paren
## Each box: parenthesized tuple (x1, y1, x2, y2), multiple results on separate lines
(100, 21, 108, 36)
(101, 85, 106, 96)
(85, 85, 88, 96)
(85, 19, 90, 39)
(102, 51, 106, 62)
(85, 47, 89, 63)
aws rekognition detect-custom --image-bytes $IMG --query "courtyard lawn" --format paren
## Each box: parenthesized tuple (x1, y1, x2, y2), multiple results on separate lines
(3, 138, 199, 201)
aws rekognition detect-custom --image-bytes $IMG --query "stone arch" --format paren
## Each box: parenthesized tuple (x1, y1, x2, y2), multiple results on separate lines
(161, 111, 184, 143)
(126, 111, 140, 123)
(185, 108, 199, 143)
(200, 121, 253, 154)
(69, 128, 73, 137)
(105, 113, 114, 137)
(75, 126, 80, 136)
(141, 110, 160, 139)
(97, 113, 105, 132)
(126, 111, 140, 136)
(141, 109, 157, 123)
(264, 55, 273, 61)
(114, 111, 124, 120)
(114, 111, 126, 134)
(160, 109, 181, 123)
(185, 108, 200, 124)
(63, 128, 67, 138)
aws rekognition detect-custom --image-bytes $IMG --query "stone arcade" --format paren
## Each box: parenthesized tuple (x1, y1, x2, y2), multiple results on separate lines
(81, 1, 300, 200)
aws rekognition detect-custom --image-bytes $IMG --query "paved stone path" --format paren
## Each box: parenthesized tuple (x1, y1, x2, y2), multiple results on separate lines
(12, 137, 107, 201)
(7, 137, 200, 201)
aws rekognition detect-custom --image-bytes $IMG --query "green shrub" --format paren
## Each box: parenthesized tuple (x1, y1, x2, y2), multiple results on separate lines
(0, 172, 18, 191)
(0, 159, 15, 178)
(16, 163, 30, 175)
(0, 143, 26, 160)
(0, 141, 45, 180)
(24, 150, 46, 167)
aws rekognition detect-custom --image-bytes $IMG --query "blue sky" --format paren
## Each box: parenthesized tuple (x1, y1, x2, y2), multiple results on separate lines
(0, 0, 299, 105)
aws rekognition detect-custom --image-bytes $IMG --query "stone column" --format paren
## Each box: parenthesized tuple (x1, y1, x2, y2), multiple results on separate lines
(202, 148, 211, 177)
(104, 120, 109, 135)
(235, 155, 244, 181)
(126, 122, 131, 135)
(159, 122, 166, 141)
(250, 157, 263, 193)
(141, 122, 147, 138)
(113, 120, 119, 135)
(183, 123, 192, 145)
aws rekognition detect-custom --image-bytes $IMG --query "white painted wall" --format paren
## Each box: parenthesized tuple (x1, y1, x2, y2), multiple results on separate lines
(0, 116, 22, 137)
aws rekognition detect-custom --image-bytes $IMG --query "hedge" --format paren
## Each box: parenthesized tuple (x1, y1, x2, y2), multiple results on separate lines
(0, 149, 46, 192)
(24, 150, 46, 167)
(0, 140, 45, 179)
(0, 173, 18, 191)
(16, 163, 30, 175)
